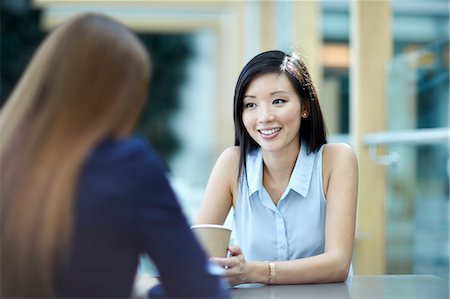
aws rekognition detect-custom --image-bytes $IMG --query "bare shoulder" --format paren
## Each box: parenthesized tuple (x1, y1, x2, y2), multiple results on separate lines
(197, 146, 239, 223)
(322, 143, 358, 170)
(322, 143, 358, 198)
(323, 143, 356, 160)
(213, 146, 240, 182)
(219, 145, 240, 162)
(207, 146, 241, 204)
(215, 146, 240, 172)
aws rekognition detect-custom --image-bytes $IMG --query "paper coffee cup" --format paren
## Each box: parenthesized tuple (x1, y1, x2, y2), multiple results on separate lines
(191, 224, 232, 258)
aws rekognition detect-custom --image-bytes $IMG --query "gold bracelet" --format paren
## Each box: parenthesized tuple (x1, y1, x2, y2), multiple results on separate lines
(267, 262, 276, 284)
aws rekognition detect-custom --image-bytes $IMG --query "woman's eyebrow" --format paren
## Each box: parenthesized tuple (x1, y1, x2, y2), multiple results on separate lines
(244, 91, 289, 98)
(270, 90, 289, 96)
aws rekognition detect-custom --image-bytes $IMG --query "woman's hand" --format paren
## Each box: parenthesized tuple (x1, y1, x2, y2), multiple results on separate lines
(211, 245, 249, 286)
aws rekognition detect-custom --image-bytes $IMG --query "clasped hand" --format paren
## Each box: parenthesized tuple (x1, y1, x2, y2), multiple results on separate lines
(210, 245, 249, 286)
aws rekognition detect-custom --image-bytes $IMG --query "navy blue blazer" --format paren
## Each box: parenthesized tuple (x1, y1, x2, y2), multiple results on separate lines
(56, 137, 228, 298)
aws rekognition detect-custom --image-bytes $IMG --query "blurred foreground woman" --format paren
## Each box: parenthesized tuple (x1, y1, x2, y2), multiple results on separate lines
(0, 13, 228, 298)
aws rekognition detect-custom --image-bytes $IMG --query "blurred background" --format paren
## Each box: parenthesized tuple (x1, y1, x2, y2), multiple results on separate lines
(1, 0, 448, 276)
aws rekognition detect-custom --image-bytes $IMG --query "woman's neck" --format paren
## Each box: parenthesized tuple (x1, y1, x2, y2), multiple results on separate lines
(261, 141, 300, 190)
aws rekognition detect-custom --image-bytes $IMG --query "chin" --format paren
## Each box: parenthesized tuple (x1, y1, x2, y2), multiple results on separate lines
(260, 144, 284, 153)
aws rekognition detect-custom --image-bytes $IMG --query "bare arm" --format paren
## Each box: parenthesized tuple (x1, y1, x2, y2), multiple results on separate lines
(214, 143, 358, 284)
(195, 146, 239, 225)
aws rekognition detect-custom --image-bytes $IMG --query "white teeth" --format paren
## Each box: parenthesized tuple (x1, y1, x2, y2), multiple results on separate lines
(259, 128, 281, 135)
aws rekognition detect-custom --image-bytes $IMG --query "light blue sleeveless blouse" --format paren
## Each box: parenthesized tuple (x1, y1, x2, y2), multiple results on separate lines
(234, 142, 326, 262)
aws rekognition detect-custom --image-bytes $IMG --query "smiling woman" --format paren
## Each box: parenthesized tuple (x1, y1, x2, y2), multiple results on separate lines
(196, 50, 358, 286)
(242, 73, 303, 155)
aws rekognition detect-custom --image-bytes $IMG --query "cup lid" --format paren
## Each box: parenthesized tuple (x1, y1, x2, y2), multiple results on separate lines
(190, 224, 232, 231)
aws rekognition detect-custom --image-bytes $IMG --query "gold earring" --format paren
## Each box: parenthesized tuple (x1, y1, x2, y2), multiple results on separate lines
(302, 112, 308, 117)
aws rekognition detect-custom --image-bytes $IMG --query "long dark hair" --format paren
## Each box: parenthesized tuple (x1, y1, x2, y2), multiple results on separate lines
(233, 50, 327, 182)
(0, 13, 149, 298)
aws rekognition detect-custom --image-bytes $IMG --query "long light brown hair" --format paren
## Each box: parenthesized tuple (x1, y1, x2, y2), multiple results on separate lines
(0, 13, 149, 297)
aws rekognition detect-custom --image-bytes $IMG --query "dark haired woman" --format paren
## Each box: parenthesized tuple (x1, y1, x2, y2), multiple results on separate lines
(196, 50, 358, 286)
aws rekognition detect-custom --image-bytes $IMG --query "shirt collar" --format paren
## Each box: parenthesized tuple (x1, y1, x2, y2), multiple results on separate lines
(245, 141, 315, 198)
(288, 141, 315, 198)
(246, 148, 263, 196)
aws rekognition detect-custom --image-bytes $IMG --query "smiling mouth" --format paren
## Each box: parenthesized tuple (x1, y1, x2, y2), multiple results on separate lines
(258, 128, 281, 136)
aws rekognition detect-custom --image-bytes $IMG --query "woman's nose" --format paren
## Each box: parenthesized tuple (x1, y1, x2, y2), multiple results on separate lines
(258, 106, 275, 123)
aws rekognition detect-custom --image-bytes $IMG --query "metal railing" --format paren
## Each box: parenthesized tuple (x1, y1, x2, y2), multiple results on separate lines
(363, 127, 450, 166)
(328, 128, 450, 166)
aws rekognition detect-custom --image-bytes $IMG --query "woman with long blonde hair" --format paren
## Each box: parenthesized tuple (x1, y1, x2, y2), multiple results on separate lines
(1, 13, 228, 298)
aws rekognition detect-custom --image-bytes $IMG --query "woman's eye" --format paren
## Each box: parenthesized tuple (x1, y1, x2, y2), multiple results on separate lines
(273, 99, 286, 105)
(244, 103, 256, 109)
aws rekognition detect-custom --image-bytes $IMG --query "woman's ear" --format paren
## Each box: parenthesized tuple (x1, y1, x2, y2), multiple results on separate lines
(301, 102, 310, 118)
